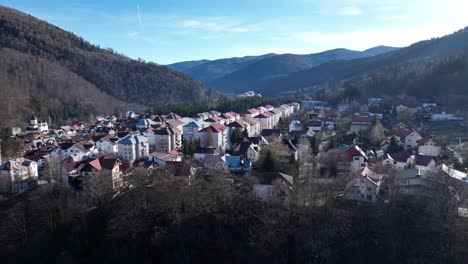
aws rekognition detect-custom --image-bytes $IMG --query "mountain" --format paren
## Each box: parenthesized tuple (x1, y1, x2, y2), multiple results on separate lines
(344, 52, 468, 108)
(251, 27, 468, 97)
(169, 59, 210, 72)
(169, 47, 398, 94)
(209, 47, 398, 93)
(0, 6, 207, 127)
(168, 53, 277, 84)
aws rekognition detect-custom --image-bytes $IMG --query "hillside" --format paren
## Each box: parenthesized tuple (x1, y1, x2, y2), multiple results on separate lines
(168, 53, 277, 84)
(0, 6, 207, 127)
(252, 27, 468, 96)
(342, 52, 468, 108)
(209, 47, 398, 93)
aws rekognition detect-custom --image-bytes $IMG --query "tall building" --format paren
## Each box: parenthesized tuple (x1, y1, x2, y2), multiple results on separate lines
(25, 112, 48, 134)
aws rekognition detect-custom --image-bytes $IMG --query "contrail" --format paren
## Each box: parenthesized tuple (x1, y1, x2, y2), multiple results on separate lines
(137, 4, 142, 25)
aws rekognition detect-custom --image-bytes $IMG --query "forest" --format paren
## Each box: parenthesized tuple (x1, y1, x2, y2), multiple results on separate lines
(1, 168, 467, 264)
(0, 6, 208, 127)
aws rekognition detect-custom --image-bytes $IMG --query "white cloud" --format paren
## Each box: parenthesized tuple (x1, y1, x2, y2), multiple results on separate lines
(127, 31, 138, 39)
(230, 27, 249, 33)
(341, 7, 363, 16)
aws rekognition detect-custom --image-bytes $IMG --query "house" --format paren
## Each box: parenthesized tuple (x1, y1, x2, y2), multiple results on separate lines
(183, 121, 211, 142)
(368, 98, 382, 107)
(242, 117, 261, 136)
(395, 168, 433, 197)
(417, 138, 442, 157)
(144, 127, 173, 153)
(344, 167, 382, 203)
(261, 129, 282, 140)
(224, 155, 252, 175)
(255, 112, 274, 130)
(254, 172, 293, 203)
(0, 158, 38, 193)
(118, 135, 149, 163)
(392, 126, 422, 151)
(289, 120, 302, 132)
(136, 118, 157, 130)
(431, 112, 463, 121)
(350, 116, 373, 132)
(277, 104, 294, 117)
(51, 141, 98, 161)
(307, 120, 323, 132)
(149, 151, 183, 166)
(201, 124, 230, 152)
(339, 145, 369, 174)
(381, 151, 412, 170)
(95, 135, 119, 155)
(193, 146, 219, 161)
(245, 108, 260, 118)
(412, 154, 436, 171)
(77, 157, 124, 191)
(338, 104, 351, 114)
(24, 112, 49, 135)
(440, 164, 467, 182)
(233, 139, 261, 162)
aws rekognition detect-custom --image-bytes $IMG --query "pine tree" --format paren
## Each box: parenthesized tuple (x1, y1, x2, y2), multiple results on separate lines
(387, 136, 400, 153)
(262, 150, 276, 172)
(241, 128, 249, 138)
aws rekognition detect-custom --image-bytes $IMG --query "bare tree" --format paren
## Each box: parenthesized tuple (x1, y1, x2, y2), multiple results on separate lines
(370, 121, 385, 146)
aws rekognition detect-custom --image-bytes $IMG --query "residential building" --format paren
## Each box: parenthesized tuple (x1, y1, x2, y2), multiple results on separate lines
(118, 135, 149, 163)
(289, 120, 302, 132)
(344, 167, 382, 203)
(417, 138, 442, 157)
(0, 158, 38, 193)
(350, 116, 373, 132)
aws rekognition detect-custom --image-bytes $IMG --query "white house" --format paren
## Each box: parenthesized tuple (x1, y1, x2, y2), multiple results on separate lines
(0, 158, 38, 193)
(95, 135, 119, 155)
(289, 120, 302, 132)
(417, 138, 442, 157)
(344, 167, 382, 203)
(51, 142, 98, 161)
(118, 135, 150, 163)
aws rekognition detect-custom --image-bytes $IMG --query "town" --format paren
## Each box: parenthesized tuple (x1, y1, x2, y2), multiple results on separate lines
(1, 96, 467, 214)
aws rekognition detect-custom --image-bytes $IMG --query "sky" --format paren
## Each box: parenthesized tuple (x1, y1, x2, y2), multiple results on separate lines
(2, 0, 468, 64)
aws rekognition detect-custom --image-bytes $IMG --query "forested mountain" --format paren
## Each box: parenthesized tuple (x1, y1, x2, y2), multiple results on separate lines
(251, 27, 468, 97)
(0, 6, 207, 127)
(168, 53, 277, 84)
(168, 59, 210, 72)
(169, 46, 397, 93)
(339, 52, 468, 108)
(209, 47, 397, 93)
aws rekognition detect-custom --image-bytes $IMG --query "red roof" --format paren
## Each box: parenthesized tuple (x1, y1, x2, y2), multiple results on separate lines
(390, 151, 412, 163)
(414, 154, 434, 166)
(168, 150, 183, 155)
(257, 112, 273, 118)
(247, 108, 259, 114)
(227, 111, 240, 117)
(205, 123, 229, 133)
(342, 146, 368, 161)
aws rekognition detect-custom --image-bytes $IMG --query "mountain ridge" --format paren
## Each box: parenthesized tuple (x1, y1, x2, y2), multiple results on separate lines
(0, 6, 208, 127)
(169, 46, 399, 93)
(251, 27, 468, 96)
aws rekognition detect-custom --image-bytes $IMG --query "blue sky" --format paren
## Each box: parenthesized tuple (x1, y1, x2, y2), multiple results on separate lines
(2, 0, 468, 64)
